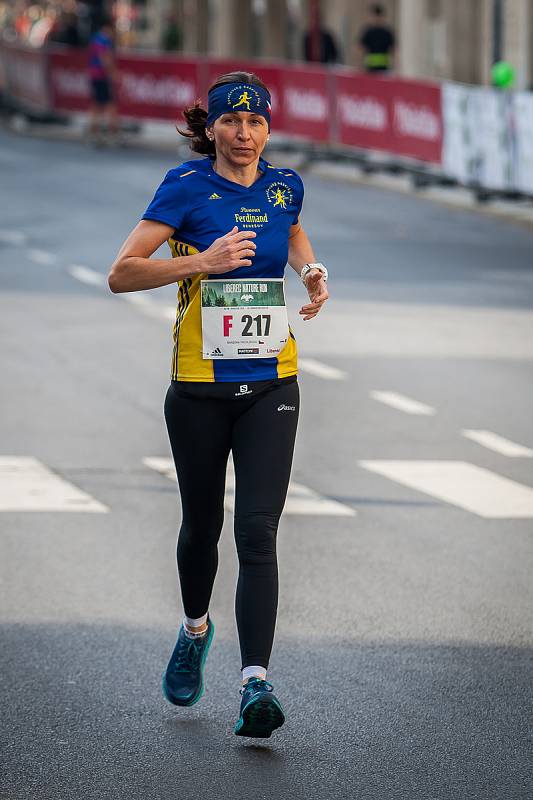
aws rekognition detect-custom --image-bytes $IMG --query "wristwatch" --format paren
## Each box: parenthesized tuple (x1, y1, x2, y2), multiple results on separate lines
(300, 263, 328, 284)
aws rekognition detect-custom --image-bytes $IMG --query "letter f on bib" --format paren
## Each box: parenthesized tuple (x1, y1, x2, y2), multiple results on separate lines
(223, 315, 233, 337)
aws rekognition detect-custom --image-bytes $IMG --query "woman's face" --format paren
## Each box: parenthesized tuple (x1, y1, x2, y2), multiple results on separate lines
(210, 111, 269, 167)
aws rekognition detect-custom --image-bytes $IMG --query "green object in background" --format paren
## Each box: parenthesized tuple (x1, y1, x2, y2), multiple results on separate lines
(491, 60, 515, 89)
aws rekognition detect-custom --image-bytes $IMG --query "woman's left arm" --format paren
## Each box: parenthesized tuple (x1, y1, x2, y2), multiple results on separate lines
(288, 222, 329, 321)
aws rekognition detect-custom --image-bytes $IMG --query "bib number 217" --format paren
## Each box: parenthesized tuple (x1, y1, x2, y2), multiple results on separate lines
(224, 314, 271, 337)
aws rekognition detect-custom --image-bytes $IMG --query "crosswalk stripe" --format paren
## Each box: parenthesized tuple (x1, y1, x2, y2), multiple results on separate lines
(370, 391, 436, 415)
(299, 358, 347, 381)
(461, 430, 533, 457)
(0, 457, 108, 513)
(358, 459, 533, 519)
(143, 457, 355, 516)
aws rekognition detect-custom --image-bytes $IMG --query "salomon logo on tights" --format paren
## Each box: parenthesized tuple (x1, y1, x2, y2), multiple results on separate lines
(277, 404, 296, 412)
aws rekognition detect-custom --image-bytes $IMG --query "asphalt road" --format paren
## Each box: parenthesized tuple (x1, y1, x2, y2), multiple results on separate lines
(1, 128, 532, 800)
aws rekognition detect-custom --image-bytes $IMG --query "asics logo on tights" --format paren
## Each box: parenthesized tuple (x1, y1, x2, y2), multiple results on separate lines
(277, 404, 296, 412)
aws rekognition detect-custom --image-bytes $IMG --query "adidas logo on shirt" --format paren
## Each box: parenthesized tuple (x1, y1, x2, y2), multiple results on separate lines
(209, 193, 222, 200)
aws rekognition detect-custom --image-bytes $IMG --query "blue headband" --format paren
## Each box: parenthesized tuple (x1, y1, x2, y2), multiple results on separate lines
(206, 82, 272, 129)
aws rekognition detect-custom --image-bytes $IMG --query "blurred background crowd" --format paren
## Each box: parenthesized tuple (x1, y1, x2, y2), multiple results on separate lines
(0, 0, 531, 89)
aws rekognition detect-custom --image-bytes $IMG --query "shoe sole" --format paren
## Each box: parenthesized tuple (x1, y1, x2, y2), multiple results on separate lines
(161, 620, 214, 707)
(234, 694, 285, 738)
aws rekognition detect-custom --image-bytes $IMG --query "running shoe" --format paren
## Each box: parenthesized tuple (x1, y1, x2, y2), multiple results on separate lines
(162, 617, 214, 707)
(233, 677, 285, 738)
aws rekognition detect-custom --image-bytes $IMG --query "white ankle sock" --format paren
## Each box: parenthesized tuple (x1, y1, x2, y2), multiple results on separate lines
(242, 665, 267, 684)
(183, 613, 208, 638)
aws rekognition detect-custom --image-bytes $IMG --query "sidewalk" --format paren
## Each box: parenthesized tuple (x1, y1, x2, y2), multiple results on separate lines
(6, 111, 533, 228)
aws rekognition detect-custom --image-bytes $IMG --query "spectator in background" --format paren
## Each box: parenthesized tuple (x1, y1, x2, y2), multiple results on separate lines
(303, 6, 339, 64)
(30, 5, 58, 45)
(87, 17, 120, 145)
(51, 7, 82, 47)
(162, 13, 182, 51)
(357, 3, 395, 73)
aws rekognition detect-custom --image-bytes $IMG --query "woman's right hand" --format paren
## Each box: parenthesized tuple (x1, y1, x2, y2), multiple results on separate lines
(202, 226, 256, 274)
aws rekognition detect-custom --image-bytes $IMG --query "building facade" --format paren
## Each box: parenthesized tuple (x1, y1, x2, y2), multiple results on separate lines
(136, 0, 533, 90)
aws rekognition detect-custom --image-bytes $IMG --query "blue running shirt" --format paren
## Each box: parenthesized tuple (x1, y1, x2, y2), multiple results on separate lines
(142, 156, 304, 382)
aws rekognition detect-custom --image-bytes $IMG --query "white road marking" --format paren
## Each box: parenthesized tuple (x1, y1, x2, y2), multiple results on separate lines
(299, 358, 347, 381)
(370, 391, 436, 416)
(123, 293, 151, 307)
(143, 457, 355, 516)
(0, 230, 27, 245)
(68, 265, 175, 320)
(143, 457, 175, 479)
(68, 265, 106, 287)
(28, 249, 57, 266)
(0, 457, 108, 513)
(359, 459, 533, 519)
(461, 430, 533, 458)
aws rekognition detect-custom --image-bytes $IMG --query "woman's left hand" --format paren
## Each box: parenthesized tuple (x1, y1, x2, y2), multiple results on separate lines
(299, 269, 329, 321)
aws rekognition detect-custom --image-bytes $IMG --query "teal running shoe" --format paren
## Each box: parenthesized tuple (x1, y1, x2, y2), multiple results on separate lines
(234, 677, 285, 738)
(162, 617, 214, 707)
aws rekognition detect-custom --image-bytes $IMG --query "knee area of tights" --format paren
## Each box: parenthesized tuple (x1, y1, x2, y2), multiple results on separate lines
(178, 522, 222, 549)
(234, 513, 279, 561)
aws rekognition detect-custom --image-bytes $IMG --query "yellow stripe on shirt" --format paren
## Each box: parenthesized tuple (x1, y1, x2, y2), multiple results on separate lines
(168, 238, 214, 382)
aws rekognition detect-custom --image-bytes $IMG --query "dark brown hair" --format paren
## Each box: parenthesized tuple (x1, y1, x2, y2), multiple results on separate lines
(178, 71, 269, 157)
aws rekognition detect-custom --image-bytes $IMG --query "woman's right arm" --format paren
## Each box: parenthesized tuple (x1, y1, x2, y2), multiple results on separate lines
(108, 221, 256, 294)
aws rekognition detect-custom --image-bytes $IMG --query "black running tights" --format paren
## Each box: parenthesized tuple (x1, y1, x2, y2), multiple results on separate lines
(164, 379, 299, 669)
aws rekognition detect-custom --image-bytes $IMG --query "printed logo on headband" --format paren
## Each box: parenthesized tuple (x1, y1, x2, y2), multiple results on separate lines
(266, 182, 293, 210)
(227, 84, 263, 113)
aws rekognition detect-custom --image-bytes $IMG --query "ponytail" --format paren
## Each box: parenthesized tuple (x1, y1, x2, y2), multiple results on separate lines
(177, 102, 215, 157)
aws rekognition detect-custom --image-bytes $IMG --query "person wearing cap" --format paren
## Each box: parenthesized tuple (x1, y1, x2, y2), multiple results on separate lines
(108, 71, 329, 738)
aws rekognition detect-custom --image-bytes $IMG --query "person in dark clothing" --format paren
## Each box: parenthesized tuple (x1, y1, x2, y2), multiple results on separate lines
(50, 11, 81, 46)
(357, 3, 395, 73)
(303, 27, 339, 63)
(303, 6, 340, 64)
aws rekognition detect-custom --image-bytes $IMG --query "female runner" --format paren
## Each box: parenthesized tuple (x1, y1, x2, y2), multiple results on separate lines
(108, 71, 329, 738)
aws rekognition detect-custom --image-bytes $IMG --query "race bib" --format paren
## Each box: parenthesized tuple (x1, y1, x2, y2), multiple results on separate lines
(201, 278, 289, 360)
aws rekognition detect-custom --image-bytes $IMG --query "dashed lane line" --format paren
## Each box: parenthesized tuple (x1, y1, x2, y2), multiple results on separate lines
(0, 456, 108, 513)
(358, 460, 533, 519)
(69, 264, 106, 287)
(370, 391, 436, 416)
(0, 230, 27, 245)
(143, 457, 356, 517)
(461, 430, 533, 458)
(28, 249, 57, 266)
(69, 265, 172, 318)
(298, 358, 347, 381)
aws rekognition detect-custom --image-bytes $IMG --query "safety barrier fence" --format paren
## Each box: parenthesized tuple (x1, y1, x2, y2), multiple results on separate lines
(2, 41, 533, 196)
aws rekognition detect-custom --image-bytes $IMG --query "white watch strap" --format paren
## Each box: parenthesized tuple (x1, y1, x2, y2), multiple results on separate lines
(301, 263, 328, 283)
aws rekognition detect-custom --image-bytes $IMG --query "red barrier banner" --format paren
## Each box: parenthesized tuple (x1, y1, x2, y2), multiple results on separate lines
(0, 43, 50, 112)
(280, 66, 331, 141)
(49, 48, 198, 119)
(335, 73, 442, 163)
(2, 43, 444, 166)
(392, 78, 442, 163)
(118, 54, 198, 120)
(49, 47, 89, 111)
